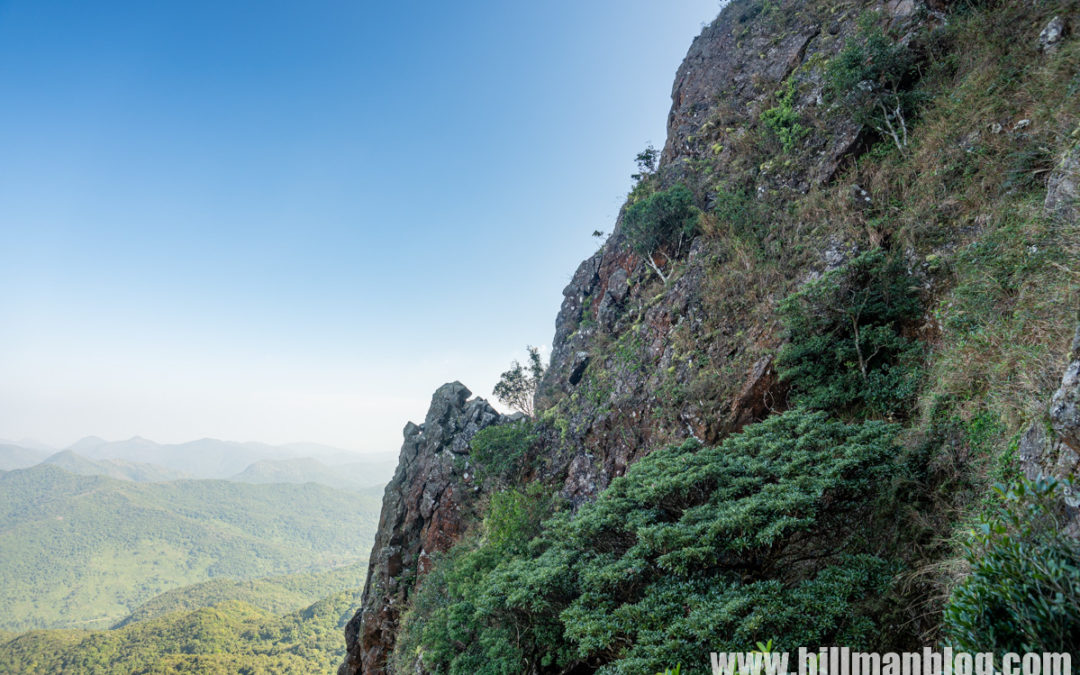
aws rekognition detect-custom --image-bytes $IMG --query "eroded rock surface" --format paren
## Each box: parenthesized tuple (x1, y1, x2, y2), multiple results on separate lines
(339, 382, 508, 675)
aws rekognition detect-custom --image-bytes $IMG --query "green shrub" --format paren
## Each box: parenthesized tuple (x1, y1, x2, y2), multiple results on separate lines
(469, 420, 537, 486)
(484, 483, 554, 555)
(397, 409, 904, 674)
(826, 14, 922, 152)
(622, 184, 700, 281)
(712, 187, 761, 236)
(777, 250, 924, 417)
(761, 80, 809, 153)
(943, 478, 1080, 655)
(493, 347, 545, 416)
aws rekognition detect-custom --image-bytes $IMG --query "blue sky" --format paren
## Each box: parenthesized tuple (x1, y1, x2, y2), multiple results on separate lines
(0, 0, 720, 453)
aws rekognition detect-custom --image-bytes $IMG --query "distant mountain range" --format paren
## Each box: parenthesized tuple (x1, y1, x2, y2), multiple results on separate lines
(41, 450, 193, 482)
(0, 436, 398, 491)
(0, 464, 381, 631)
(0, 443, 50, 471)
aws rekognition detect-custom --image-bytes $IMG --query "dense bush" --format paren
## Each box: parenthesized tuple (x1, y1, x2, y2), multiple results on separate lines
(622, 184, 700, 281)
(469, 420, 537, 486)
(777, 250, 923, 417)
(395, 409, 903, 674)
(944, 478, 1080, 654)
(484, 483, 555, 554)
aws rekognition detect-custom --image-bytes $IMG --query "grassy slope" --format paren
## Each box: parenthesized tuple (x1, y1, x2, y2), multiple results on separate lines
(0, 465, 380, 631)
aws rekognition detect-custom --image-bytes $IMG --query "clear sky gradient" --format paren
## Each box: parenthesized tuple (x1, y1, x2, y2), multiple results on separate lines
(0, 0, 721, 453)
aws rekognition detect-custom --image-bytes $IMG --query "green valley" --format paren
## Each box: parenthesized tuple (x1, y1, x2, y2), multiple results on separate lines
(0, 465, 381, 631)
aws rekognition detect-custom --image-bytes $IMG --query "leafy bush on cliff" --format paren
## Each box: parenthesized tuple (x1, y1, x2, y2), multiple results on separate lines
(484, 482, 554, 554)
(469, 419, 537, 486)
(622, 184, 700, 282)
(777, 250, 923, 418)
(493, 347, 546, 416)
(761, 80, 809, 154)
(826, 13, 923, 152)
(944, 478, 1080, 654)
(395, 409, 903, 674)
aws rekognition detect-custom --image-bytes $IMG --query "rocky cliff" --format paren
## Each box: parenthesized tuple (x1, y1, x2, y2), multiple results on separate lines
(535, 0, 928, 507)
(339, 383, 510, 675)
(341, 0, 1080, 670)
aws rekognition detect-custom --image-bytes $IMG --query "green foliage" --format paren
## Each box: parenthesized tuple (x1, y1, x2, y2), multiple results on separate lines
(944, 478, 1080, 655)
(622, 184, 701, 277)
(632, 145, 660, 183)
(0, 589, 362, 674)
(396, 409, 903, 674)
(761, 80, 809, 153)
(825, 13, 922, 152)
(484, 483, 554, 554)
(777, 250, 923, 417)
(469, 419, 537, 486)
(0, 465, 379, 631)
(493, 346, 546, 416)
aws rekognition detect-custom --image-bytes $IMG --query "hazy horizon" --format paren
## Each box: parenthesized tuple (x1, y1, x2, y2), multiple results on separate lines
(1, 433, 388, 456)
(0, 0, 721, 452)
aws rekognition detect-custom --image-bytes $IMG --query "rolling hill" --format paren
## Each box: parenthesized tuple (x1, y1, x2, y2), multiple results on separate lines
(0, 444, 49, 471)
(0, 590, 362, 674)
(40, 450, 192, 482)
(230, 456, 397, 491)
(114, 561, 367, 627)
(0, 465, 380, 631)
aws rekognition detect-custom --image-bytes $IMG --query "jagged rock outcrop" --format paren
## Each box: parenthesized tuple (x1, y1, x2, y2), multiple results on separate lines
(339, 382, 509, 675)
(1017, 138, 1080, 533)
(1045, 135, 1079, 222)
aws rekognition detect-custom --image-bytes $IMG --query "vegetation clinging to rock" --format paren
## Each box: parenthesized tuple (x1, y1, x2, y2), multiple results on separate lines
(621, 184, 701, 283)
(394, 409, 907, 674)
(777, 250, 924, 419)
(944, 477, 1080, 655)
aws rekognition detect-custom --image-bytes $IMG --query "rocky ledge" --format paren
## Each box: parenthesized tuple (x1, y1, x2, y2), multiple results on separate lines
(339, 382, 510, 675)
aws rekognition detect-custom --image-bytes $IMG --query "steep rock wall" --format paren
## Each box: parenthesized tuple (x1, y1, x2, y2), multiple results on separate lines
(341, 0, 956, 670)
(535, 0, 933, 506)
(339, 382, 509, 675)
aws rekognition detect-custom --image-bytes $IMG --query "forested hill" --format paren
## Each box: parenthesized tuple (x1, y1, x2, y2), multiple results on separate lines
(0, 465, 380, 631)
(0, 590, 363, 674)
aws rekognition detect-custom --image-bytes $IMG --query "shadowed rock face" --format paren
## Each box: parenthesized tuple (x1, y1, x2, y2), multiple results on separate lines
(1018, 325, 1080, 536)
(338, 382, 508, 675)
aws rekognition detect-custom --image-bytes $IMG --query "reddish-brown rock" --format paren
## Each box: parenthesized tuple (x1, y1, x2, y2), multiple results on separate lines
(338, 382, 509, 675)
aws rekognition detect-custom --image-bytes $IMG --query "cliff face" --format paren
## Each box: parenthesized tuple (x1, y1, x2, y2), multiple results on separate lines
(343, 2, 907, 670)
(339, 383, 510, 675)
(342, 0, 1080, 670)
(535, 0, 927, 507)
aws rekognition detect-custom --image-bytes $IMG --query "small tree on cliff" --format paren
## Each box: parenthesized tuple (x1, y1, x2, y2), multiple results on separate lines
(622, 183, 700, 283)
(494, 346, 545, 416)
